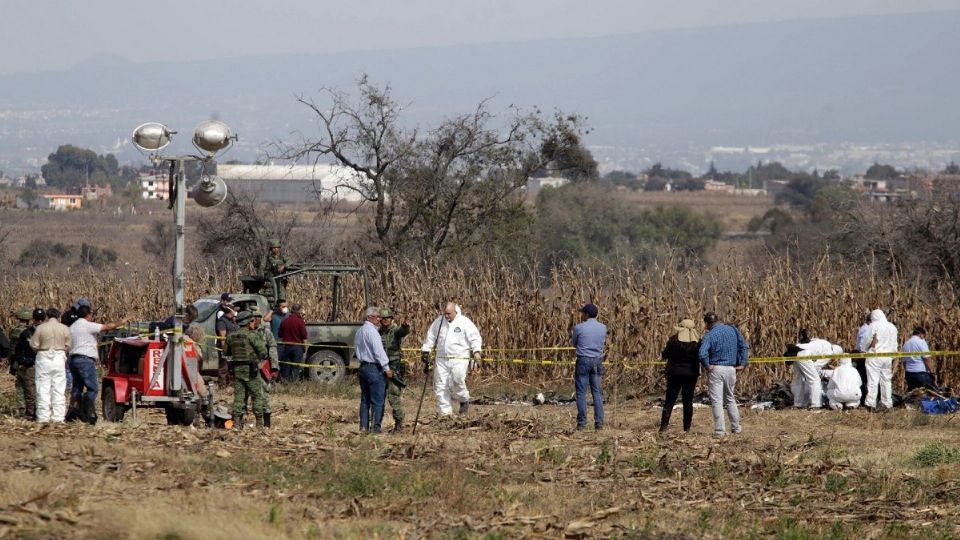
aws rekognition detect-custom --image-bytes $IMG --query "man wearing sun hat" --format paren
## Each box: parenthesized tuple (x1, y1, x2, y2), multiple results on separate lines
(660, 318, 702, 433)
(571, 303, 607, 431)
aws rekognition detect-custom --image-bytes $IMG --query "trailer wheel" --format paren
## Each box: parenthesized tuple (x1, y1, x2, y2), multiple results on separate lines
(102, 385, 127, 423)
(306, 349, 345, 385)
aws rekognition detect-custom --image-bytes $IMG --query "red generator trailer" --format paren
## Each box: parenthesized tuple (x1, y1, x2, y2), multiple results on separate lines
(101, 336, 213, 425)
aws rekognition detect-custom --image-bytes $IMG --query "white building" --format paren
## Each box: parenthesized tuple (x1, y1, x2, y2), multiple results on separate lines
(215, 164, 366, 203)
(140, 172, 169, 200)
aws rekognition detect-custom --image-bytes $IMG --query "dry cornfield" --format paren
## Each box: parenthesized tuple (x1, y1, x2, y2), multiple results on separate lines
(4, 255, 958, 396)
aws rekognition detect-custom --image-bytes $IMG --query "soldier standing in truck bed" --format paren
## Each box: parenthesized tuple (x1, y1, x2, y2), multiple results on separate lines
(260, 239, 290, 303)
(224, 311, 267, 428)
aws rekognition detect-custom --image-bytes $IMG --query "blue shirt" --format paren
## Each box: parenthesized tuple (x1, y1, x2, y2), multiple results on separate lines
(572, 317, 607, 358)
(270, 313, 287, 339)
(354, 320, 390, 370)
(902, 335, 929, 373)
(699, 323, 749, 369)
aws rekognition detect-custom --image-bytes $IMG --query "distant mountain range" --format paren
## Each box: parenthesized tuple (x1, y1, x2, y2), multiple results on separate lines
(1, 10, 958, 176)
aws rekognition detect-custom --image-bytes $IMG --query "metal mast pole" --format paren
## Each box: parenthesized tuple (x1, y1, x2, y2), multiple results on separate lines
(171, 158, 186, 392)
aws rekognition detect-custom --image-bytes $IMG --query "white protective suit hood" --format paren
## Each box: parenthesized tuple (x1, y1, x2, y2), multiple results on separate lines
(870, 309, 887, 323)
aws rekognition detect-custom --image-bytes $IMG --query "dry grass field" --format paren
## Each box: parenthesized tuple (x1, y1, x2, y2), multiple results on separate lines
(0, 377, 957, 540)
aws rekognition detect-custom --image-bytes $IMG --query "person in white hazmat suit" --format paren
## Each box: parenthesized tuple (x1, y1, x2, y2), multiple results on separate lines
(826, 347, 862, 410)
(791, 337, 834, 408)
(421, 303, 482, 416)
(861, 309, 898, 410)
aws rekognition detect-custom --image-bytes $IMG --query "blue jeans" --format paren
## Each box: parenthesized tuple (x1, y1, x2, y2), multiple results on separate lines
(358, 362, 386, 433)
(68, 355, 99, 401)
(575, 356, 604, 427)
(279, 345, 304, 382)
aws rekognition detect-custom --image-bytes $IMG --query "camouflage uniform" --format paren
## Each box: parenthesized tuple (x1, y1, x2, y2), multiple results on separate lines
(225, 319, 267, 426)
(380, 320, 410, 427)
(9, 308, 31, 417)
(260, 241, 290, 303)
(255, 320, 279, 415)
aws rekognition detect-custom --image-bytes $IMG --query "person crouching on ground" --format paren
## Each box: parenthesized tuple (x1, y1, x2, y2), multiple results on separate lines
(698, 311, 749, 438)
(826, 347, 862, 410)
(660, 318, 700, 433)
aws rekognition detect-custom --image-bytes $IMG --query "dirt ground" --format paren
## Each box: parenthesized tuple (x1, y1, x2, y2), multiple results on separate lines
(0, 375, 958, 540)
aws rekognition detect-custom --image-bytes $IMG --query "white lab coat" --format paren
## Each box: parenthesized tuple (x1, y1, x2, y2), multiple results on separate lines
(827, 357, 862, 409)
(421, 306, 483, 415)
(791, 338, 834, 408)
(864, 309, 897, 409)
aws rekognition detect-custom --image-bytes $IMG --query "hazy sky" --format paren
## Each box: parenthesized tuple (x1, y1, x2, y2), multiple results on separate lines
(2, 0, 956, 75)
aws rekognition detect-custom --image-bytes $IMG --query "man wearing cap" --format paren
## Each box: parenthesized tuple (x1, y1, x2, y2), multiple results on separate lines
(13, 309, 45, 420)
(260, 239, 290, 303)
(250, 305, 279, 427)
(278, 303, 308, 382)
(68, 304, 128, 424)
(378, 307, 410, 432)
(30, 308, 72, 423)
(699, 311, 749, 438)
(355, 307, 393, 433)
(421, 302, 483, 417)
(571, 303, 607, 430)
(8, 307, 32, 417)
(224, 311, 268, 428)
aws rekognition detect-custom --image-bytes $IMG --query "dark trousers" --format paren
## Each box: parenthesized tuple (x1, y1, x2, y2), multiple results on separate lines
(279, 345, 304, 382)
(359, 363, 386, 433)
(853, 358, 868, 405)
(661, 374, 698, 431)
(68, 355, 99, 402)
(575, 356, 604, 428)
(905, 371, 937, 392)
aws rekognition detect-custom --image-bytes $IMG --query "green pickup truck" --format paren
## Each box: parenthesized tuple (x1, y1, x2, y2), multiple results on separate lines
(191, 264, 371, 385)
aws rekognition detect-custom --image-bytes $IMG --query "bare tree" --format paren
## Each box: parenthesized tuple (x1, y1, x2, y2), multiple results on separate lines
(270, 75, 593, 261)
(141, 220, 174, 266)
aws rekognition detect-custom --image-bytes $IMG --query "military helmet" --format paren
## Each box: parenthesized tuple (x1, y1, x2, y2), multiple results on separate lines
(268, 238, 281, 248)
(15, 307, 31, 321)
(249, 304, 262, 316)
(235, 311, 254, 325)
(379, 307, 394, 318)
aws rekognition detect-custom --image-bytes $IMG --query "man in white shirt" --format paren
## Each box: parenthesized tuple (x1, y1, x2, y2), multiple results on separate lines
(863, 309, 898, 410)
(421, 303, 482, 416)
(68, 305, 127, 425)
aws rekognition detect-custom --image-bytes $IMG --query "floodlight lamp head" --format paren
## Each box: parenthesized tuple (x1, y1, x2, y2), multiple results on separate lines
(192, 175, 228, 207)
(132, 122, 173, 152)
(192, 120, 234, 155)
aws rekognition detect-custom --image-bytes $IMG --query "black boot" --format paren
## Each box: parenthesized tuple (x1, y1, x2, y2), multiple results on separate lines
(82, 395, 98, 425)
(263, 412, 271, 428)
(65, 394, 82, 422)
(233, 414, 244, 430)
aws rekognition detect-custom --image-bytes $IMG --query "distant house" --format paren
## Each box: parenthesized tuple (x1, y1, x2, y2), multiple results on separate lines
(43, 194, 82, 210)
(140, 172, 169, 200)
(526, 175, 569, 193)
(82, 183, 113, 200)
(703, 180, 735, 193)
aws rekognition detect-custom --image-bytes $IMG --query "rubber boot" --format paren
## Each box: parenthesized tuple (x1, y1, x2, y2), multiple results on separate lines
(82, 395, 98, 425)
(262, 413, 271, 428)
(233, 414, 244, 430)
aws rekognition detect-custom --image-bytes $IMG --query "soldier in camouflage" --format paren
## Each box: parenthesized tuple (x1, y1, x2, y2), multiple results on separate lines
(9, 307, 32, 418)
(379, 307, 410, 433)
(224, 311, 268, 428)
(250, 305, 279, 428)
(259, 239, 290, 303)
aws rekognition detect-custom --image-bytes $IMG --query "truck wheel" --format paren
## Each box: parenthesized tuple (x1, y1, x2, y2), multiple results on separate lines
(306, 349, 345, 385)
(180, 407, 197, 426)
(102, 385, 127, 423)
(164, 407, 182, 425)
